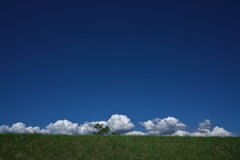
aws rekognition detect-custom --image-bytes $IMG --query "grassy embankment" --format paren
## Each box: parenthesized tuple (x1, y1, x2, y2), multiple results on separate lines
(0, 133, 240, 160)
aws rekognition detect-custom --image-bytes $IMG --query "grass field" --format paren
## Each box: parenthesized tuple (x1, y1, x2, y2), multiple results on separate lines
(0, 133, 239, 160)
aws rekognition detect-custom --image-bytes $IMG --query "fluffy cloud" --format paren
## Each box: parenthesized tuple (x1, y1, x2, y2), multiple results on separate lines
(192, 119, 212, 133)
(0, 115, 234, 136)
(0, 114, 134, 135)
(123, 131, 147, 135)
(210, 126, 232, 136)
(44, 120, 79, 135)
(140, 117, 187, 135)
(107, 114, 134, 133)
(0, 123, 41, 134)
(172, 130, 191, 136)
(42, 120, 107, 135)
(188, 127, 232, 137)
(172, 120, 232, 137)
(199, 119, 211, 130)
(41, 115, 134, 135)
(190, 120, 232, 137)
(77, 121, 108, 135)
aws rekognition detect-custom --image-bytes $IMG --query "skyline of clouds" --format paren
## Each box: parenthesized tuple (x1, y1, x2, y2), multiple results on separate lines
(0, 114, 234, 136)
(172, 119, 233, 137)
(139, 117, 187, 135)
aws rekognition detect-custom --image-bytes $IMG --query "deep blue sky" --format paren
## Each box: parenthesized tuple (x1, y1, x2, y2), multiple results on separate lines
(1, 0, 240, 133)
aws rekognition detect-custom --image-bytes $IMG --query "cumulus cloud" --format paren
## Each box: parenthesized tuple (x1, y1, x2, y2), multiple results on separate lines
(172, 130, 191, 136)
(0, 115, 234, 137)
(189, 127, 232, 137)
(0, 123, 41, 134)
(42, 120, 107, 135)
(210, 126, 232, 136)
(77, 121, 108, 135)
(193, 119, 212, 133)
(199, 119, 211, 130)
(140, 117, 187, 135)
(123, 131, 148, 135)
(172, 120, 232, 137)
(188, 120, 232, 137)
(0, 114, 134, 135)
(41, 115, 134, 135)
(44, 120, 79, 135)
(107, 114, 135, 133)
(139, 117, 233, 137)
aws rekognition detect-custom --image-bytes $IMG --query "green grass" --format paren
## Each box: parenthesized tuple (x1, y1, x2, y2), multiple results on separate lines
(0, 133, 239, 160)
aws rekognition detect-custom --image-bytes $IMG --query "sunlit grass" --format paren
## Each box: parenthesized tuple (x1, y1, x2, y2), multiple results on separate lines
(0, 133, 239, 160)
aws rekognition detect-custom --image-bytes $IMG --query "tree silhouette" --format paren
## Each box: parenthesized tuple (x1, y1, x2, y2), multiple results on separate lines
(93, 123, 119, 135)
(93, 123, 110, 135)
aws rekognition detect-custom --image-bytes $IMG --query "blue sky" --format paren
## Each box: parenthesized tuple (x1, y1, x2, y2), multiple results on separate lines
(1, 0, 240, 135)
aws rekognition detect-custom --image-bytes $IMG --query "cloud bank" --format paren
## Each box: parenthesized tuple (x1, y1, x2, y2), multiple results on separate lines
(139, 117, 187, 135)
(123, 131, 147, 135)
(172, 120, 232, 137)
(0, 114, 134, 135)
(0, 123, 41, 134)
(0, 114, 234, 136)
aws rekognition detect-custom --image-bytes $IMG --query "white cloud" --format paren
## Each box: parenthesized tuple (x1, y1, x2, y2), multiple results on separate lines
(0, 114, 134, 135)
(193, 119, 212, 133)
(189, 127, 232, 137)
(0, 125, 9, 133)
(43, 117, 132, 135)
(199, 119, 211, 130)
(0, 123, 41, 134)
(140, 116, 187, 135)
(172, 120, 233, 137)
(107, 114, 135, 133)
(0, 115, 234, 137)
(45, 120, 79, 135)
(210, 126, 232, 137)
(77, 121, 108, 135)
(139, 120, 155, 131)
(172, 130, 190, 136)
(123, 131, 148, 135)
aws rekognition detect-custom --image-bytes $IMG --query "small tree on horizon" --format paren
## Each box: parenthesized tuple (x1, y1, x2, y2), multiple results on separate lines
(93, 123, 119, 135)
(93, 123, 110, 135)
